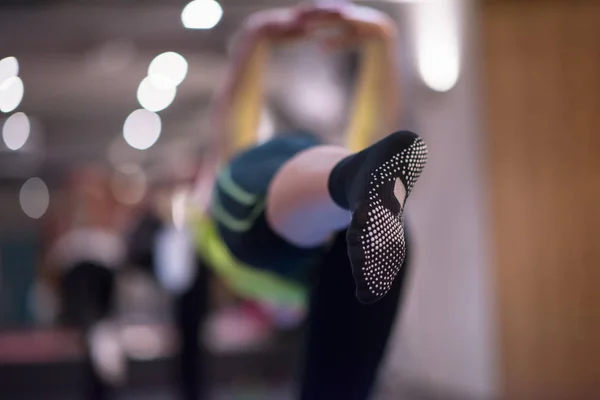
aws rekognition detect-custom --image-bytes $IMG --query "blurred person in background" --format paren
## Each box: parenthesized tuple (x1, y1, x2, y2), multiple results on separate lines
(188, 3, 427, 399)
(127, 174, 288, 400)
(43, 165, 129, 400)
(126, 179, 210, 400)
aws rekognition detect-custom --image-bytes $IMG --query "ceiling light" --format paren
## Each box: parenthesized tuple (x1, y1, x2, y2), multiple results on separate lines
(123, 109, 162, 150)
(0, 76, 24, 113)
(0, 56, 19, 86)
(20, 177, 50, 219)
(148, 52, 188, 89)
(181, 0, 223, 30)
(137, 76, 176, 112)
(2, 112, 30, 150)
(412, 0, 461, 92)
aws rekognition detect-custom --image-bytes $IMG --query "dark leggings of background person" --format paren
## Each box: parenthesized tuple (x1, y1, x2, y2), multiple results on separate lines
(61, 261, 116, 400)
(172, 258, 211, 400)
(127, 210, 209, 400)
(299, 227, 411, 400)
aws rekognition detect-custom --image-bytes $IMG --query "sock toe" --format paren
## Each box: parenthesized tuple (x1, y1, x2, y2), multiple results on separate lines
(343, 131, 427, 303)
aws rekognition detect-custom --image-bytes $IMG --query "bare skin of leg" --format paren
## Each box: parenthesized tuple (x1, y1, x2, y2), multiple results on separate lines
(266, 145, 352, 248)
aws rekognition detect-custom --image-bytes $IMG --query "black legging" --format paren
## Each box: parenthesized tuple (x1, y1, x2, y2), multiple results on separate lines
(61, 261, 116, 330)
(172, 258, 211, 400)
(127, 211, 208, 399)
(60, 261, 117, 400)
(299, 229, 409, 400)
(173, 227, 409, 400)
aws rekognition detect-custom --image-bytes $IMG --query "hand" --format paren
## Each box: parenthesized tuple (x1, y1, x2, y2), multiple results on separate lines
(243, 7, 310, 42)
(241, 3, 395, 46)
(316, 4, 397, 50)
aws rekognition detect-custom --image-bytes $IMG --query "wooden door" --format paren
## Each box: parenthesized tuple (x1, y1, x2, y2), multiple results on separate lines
(481, 1, 600, 398)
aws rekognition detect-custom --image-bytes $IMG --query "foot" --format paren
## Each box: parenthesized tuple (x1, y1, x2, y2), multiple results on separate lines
(329, 131, 427, 303)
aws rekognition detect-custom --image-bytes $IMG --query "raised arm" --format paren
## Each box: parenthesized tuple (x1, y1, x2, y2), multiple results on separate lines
(203, 2, 400, 196)
(209, 7, 311, 165)
(323, 5, 400, 151)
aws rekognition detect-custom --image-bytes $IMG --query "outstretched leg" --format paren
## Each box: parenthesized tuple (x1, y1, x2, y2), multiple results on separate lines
(266, 130, 427, 303)
(299, 227, 411, 400)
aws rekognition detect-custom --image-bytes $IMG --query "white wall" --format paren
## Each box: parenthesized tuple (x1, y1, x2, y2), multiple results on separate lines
(376, 1, 498, 399)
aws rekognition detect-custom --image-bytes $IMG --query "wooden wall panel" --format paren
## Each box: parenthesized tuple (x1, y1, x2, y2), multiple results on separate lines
(481, 1, 600, 399)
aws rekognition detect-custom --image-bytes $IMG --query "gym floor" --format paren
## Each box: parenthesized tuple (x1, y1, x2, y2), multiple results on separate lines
(0, 329, 300, 400)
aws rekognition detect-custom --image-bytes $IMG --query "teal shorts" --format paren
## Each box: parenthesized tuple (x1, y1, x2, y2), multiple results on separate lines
(211, 133, 329, 284)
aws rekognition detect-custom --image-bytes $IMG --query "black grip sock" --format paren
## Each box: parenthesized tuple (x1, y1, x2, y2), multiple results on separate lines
(328, 130, 428, 304)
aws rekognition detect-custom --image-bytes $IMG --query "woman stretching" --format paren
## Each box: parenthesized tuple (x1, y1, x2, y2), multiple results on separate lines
(190, 3, 428, 398)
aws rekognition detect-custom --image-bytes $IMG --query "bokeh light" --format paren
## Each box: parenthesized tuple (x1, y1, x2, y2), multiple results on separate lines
(0, 56, 19, 86)
(19, 177, 50, 219)
(413, 0, 461, 92)
(137, 76, 177, 112)
(110, 163, 148, 205)
(181, 0, 223, 30)
(2, 112, 30, 150)
(0, 76, 24, 113)
(123, 109, 162, 150)
(148, 52, 188, 89)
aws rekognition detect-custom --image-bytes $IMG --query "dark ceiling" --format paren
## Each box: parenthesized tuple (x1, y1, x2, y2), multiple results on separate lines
(0, 0, 399, 186)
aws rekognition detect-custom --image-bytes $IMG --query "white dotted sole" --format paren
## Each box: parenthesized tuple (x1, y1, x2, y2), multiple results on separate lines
(356, 138, 427, 300)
